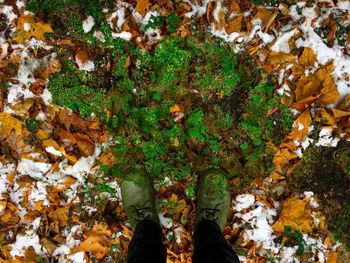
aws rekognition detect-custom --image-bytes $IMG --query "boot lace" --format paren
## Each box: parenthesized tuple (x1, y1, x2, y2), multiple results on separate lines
(200, 203, 221, 221)
(130, 200, 152, 221)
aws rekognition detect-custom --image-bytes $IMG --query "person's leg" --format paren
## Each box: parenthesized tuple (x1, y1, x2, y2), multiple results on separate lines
(127, 220, 166, 262)
(121, 169, 166, 263)
(192, 220, 239, 263)
(193, 169, 239, 263)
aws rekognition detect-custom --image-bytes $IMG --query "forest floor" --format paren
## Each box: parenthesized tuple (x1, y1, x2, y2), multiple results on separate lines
(0, 0, 350, 262)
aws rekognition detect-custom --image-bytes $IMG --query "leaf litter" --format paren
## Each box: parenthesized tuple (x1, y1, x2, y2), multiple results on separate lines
(0, 0, 350, 262)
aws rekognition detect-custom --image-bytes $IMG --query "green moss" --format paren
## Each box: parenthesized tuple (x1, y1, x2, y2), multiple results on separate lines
(25, 118, 41, 133)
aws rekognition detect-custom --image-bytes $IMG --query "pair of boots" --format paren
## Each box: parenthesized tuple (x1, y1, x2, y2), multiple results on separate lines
(121, 168, 240, 263)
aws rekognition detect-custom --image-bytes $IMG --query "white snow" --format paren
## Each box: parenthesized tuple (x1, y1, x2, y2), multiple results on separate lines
(17, 158, 52, 180)
(10, 229, 46, 257)
(112, 31, 132, 41)
(28, 181, 50, 207)
(291, 3, 350, 102)
(93, 30, 105, 42)
(271, 29, 298, 53)
(0, 163, 15, 199)
(68, 252, 86, 263)
(159, 213, 173, 228)
(234, 194, 255, 212)
(315, 127, 339, 147)
(75, 57, 95, 72)
(82, 16, 95, 33)
(45, 146, 63, 157)
(0, 5, 18, 24)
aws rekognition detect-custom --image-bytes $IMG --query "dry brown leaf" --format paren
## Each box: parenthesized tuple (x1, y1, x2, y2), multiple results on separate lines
(295, 75, 321, 102)
(332, 108, 350, 118)
(315, 109, 336, 125)
(13, 14, 53, 43)
(77, 234, 111, 259)
(40, 58, 61, 79)
(225, 15, 243, 34)
(56, 128, 77, 145)
(229, 0, 240, 12)
(253, 9, 275, 31)
(288, 109, 312, 141)
(75, 50, 89, 64)
(135, 0, 152, 16)
(299, 47, 316, 67)
(273, 197, 313, 235)
(267, 51, 297, 66)
(97, 151, 115, 167)
(92, 223, 112, 237)
(48, 206, 70, 227)
(73, 133, 95, 157)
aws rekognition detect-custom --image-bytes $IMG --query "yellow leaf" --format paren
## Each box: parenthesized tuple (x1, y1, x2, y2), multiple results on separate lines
(315, 109, 336, 125)
(299, 47, 316, 67)
(13, 14, 53, 44)
(170, 104, 181, 113)
(173, 137, 179, 147)
(273, 197, 313, 235)
(0, 112, 27, 138)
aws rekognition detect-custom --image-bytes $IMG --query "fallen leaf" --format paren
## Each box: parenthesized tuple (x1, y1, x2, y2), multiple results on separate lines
(13, 14, 53, 43)
(299, 47, 316, 67)
(273, 197, 313, 235)
(326, 252, 337, 263)
(48, 205, 70, 227)
(135, 0, 152, 16)
(332, 108, 350, 118)
(253, 9, 276, 31)
(268, 51, 297, 66)
(173, 137, 179, 147)
(225, 15, 243, 34)
(77, 234, 111, 259)
(229, 0, 240, 12)
(73, 133, 95, 157)
(170, 104, 181, 113)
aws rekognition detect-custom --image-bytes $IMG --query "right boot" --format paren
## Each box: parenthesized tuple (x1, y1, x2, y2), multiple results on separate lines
(194, 168, 231, 231)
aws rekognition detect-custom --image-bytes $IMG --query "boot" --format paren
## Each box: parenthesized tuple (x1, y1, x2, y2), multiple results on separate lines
(121, 169, 159, 230)
(195, 168, 231, 230)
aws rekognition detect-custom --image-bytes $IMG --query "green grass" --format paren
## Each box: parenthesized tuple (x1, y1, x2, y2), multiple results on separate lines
(46, 30, 292, 184)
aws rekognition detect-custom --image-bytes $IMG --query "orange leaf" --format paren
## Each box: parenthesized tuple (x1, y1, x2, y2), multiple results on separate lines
(170, 104, 181, 113)
(135, 0, 152, 16)
(326, 252, 337, 263)
(77, 234, 111, 259)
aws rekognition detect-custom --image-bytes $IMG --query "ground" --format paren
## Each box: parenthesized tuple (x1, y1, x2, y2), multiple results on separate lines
(0, 0, 350, 262)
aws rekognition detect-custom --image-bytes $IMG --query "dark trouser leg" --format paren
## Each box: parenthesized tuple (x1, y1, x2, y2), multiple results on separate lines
(192, 220, 240, 263)
(127, 220, 167, 263)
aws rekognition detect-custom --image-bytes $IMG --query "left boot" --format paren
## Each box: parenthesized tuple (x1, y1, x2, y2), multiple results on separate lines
(121, 169, 159, 230)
